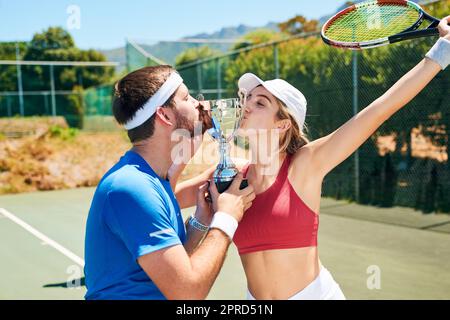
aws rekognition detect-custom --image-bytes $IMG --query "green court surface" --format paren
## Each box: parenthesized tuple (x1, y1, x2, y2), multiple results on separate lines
(1, 187, 450, 300)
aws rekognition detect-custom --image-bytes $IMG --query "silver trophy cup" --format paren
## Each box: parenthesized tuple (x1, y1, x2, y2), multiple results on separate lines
(203, 91, 248, 193)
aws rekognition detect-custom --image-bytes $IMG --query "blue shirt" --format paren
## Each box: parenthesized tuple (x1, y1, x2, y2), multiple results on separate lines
(84, 150, 186, 300)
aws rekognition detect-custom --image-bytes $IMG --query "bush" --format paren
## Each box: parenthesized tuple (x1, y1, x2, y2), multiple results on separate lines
(61, 86, 84, 128)
(48, 125, 79, 140)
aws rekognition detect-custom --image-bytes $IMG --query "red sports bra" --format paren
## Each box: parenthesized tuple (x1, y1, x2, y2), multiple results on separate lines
(233, 154, 319, 255)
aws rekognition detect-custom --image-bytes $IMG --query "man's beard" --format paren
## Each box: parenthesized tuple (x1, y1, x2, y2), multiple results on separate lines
(173, 108, 197, 138)
(173, 104, 212, 138)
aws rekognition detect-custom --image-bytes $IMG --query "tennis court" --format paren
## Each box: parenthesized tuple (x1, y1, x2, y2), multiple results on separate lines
(1, 187, 449, 300)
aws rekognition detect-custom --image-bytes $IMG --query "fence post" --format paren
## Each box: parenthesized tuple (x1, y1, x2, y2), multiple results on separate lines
(273, 43, 280, 79)
(7, 95, 12, 117)
(352, 50, 360, 203)
(217, 58, 222, 99)
(50, 64, 57, 117)
(15, 43, 24, 116)
(43, 92, 49, 115)
(196, 64, 203, 96)
(101, 86, 107, 114)
(78, 70, 83, 87)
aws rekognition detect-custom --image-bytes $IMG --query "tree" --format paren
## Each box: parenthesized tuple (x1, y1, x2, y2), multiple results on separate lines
(224, 29, 285, 85)
(175, 46, 222, 96)
(22, 27, 113, 91)
(278, 15, 319, 35)
(175, 46, 221, 67)
(0, 27, 114, 127)
(24, 27, 75, 61)
(231, 29, 281, 51)
(0, 42, 27, 91)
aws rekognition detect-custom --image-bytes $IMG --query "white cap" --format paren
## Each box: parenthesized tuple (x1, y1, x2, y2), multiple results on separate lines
(238, 73, 307, 129)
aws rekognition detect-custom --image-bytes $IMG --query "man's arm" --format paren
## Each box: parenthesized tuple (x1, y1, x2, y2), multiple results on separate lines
(174, 165, 216, 209)
(138, 228, 230, 300)
(183, 218, 208, 255)
(180, 157, 251, 253)
(138, 174, 255, 300)
(182, 181, 214, 255)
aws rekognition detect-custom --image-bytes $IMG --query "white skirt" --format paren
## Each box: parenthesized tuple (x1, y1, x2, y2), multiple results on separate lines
(247, 266, 346, 300)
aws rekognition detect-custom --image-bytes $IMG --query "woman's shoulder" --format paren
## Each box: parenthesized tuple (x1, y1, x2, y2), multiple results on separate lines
(290, 144, 315, 170)
(288, 144, 324, 184)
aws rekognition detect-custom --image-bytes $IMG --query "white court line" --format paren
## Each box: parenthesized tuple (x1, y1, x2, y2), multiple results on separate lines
(0, 208, 85, 267)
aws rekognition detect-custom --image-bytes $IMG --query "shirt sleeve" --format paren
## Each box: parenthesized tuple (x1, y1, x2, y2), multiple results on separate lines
(105, 184, 182, 261)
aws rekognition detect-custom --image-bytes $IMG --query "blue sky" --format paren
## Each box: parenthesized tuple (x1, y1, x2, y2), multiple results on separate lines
(0, 0, 345, 50)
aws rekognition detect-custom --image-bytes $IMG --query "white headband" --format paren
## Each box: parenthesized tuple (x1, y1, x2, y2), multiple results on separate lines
(124, 72, 183, 130)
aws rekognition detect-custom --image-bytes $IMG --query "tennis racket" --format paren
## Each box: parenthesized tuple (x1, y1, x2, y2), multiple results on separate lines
(321, 0, 442, 50)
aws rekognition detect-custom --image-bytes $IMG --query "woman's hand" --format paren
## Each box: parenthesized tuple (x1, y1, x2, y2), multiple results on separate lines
(438, 15, 450, 41)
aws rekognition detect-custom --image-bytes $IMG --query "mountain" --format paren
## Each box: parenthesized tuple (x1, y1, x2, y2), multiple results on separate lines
(142, 22, 279, 65)
(101, 0, 425, 69)
(100, 47, 126, 72)
(100, 22, 279, 69)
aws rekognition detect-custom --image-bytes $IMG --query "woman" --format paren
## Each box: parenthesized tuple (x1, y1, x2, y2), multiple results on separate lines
(228, 18, 450, 300)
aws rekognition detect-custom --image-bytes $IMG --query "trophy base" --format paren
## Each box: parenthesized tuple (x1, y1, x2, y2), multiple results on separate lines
(216, 179, 248, 194)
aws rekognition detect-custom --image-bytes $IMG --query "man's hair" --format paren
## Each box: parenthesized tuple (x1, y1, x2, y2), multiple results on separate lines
(112, 65, 177, 143)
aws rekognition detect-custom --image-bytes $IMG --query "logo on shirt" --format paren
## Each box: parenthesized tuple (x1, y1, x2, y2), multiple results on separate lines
(149, 228, 175, 238)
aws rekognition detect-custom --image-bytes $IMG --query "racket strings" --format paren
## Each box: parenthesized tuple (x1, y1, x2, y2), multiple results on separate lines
(324, 3, 420, 43)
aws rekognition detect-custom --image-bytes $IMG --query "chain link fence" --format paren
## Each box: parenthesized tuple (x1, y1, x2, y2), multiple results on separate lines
(175, 32, 450, 214)
(1, 22, 448, 213)
(0, 59, 117, 129)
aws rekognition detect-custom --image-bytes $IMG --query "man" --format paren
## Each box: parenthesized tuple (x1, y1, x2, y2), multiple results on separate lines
(84, 65, 255, 300)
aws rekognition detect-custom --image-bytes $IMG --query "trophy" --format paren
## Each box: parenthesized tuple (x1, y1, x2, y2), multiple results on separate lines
(199, 90, 249, 193)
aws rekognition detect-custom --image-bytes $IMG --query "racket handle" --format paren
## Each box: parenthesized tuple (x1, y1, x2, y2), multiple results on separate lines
(389, 28, 439, 44)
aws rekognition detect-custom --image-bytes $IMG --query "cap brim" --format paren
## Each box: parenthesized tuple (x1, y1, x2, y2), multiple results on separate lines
(238, 73, 265, 94)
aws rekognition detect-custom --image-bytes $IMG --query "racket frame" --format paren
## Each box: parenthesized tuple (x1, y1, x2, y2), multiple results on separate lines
(321, 0, 440, 50)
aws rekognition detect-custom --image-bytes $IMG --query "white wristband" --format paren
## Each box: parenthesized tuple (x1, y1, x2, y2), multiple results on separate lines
(425, 38, 450, 70)
(209, 211, 238, 240)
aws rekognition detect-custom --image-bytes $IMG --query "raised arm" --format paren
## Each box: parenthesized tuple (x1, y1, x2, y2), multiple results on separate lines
(308, 20, 450, 178)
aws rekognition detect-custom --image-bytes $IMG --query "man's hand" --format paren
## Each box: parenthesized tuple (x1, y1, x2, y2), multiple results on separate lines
(193, 181, 214, 226)
(209, 173, 255, 223)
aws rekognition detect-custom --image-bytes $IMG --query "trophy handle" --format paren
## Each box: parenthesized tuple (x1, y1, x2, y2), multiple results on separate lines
(206, 179, 249, 202)
(215, 179, 249, 194)
(207, 117, 221, 140)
